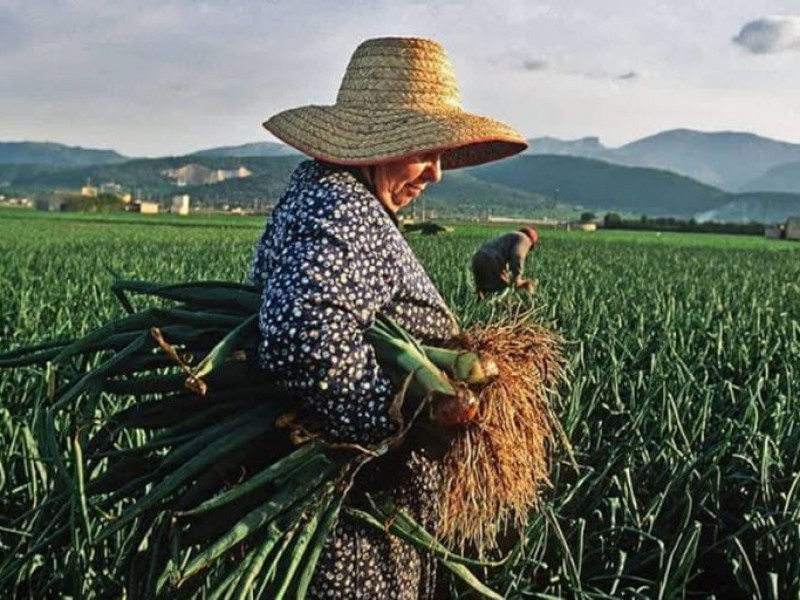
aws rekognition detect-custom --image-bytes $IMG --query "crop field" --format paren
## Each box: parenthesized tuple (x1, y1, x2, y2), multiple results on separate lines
(2, 208, 800, 598)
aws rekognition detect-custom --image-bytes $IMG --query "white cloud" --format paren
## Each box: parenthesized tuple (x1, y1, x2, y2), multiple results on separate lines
(519, 57, 639, 82)
(522, 59, 550, 72)
(733, 15, 800, 54)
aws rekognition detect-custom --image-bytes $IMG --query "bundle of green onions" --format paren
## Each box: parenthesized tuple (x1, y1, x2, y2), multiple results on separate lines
(0, 278, 505, 599)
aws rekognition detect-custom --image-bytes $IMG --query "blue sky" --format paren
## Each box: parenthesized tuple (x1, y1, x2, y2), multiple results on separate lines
(1, 0, 799, 156)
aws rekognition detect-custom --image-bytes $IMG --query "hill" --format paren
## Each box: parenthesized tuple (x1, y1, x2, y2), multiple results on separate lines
(4, 151, 799, 223)
(190, 142, 299, 158)
(526, 136, 607, 158)
(0, 154, 566, 218)
(0, 141, 128, 167)
(470, 154, 729, 218)
(527, 129, 800, 192)
(613, 129, 800, 192)
(0, 156, 304, 198)
(6, 130, 800, 197)
(740, 161, 800, 194)
(0, 154, 555, 218)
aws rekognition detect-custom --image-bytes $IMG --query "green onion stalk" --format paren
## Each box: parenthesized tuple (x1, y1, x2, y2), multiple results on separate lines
(0, 277, 502, 599)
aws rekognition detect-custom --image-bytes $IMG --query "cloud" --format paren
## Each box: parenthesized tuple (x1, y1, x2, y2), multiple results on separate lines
(733, 16, 800, 54)
(520, 57, 639, 82)
(522, 58, 549, 71)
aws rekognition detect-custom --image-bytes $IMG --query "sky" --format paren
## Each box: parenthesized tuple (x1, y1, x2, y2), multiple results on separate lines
(1, 0, 799, 157)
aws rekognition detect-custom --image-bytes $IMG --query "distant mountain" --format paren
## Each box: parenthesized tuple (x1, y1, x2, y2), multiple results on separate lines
(740, 161, 800, 194)
(0, 141, 128, 167)
(0, 155, 303, 198)
(613, 130, 800, 192)
(526, 136, 608, 158)
(470, 154, 729, 218)
(7, 129, 800, 196)
(526, 129, 800, 192)
(191, 142, 299, 158)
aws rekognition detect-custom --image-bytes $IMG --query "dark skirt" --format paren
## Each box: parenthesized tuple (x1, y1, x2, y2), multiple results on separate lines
(307, 447, 442, 599)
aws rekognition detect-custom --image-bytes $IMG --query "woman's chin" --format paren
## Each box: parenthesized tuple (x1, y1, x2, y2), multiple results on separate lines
(391, 196, 416, 211)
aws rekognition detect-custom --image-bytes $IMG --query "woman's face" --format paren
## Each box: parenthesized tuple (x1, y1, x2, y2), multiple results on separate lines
(369, 152, 443, 213)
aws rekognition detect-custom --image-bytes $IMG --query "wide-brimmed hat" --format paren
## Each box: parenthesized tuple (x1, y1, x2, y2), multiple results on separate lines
(263, 37, 528, 170)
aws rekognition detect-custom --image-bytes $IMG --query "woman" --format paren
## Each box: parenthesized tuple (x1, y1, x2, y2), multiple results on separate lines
(249, 36, 527, 599)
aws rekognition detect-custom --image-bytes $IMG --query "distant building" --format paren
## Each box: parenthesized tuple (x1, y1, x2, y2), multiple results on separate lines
(787, 217, 800, 240)
(162, 164, 253, 186)
(81, 185, 98, 197)
(172, 194, 190, 215)
(764, 226, 783, 240)
(127, 201, 160, 214)
(100, 182, 125, 196)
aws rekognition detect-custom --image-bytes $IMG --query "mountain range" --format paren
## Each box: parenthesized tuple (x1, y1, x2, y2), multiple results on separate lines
(190, 142, 299, 159)
(525, 129, 800, 193)
(1, 130, 799, 223)
(0, 141, 127, 167)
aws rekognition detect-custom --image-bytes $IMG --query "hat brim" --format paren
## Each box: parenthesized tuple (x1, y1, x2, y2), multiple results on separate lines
(263, 105, 528, 170)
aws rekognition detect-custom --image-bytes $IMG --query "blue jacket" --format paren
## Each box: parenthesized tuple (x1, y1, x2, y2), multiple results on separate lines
(249, 160, 457, 445)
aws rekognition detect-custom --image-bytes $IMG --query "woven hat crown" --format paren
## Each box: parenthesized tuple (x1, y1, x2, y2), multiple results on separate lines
(336, 37, 461, 111)
(263, 36, 528, 168)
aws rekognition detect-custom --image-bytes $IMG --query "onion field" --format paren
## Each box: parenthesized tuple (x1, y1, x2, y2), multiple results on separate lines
(2, 209, 800, 598)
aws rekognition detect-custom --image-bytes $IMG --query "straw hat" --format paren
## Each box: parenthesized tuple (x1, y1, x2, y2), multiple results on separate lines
(263, 37, 528, 170)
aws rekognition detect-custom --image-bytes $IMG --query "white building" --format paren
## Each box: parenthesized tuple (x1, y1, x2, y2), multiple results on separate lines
(172, 194, 190, 216)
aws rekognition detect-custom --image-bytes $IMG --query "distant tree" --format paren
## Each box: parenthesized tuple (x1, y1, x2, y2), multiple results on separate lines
(604, 212, 622, 227)
(94, 193, 125, 212)
(59, 192, 125, 213)
(580, 211, 596, 222)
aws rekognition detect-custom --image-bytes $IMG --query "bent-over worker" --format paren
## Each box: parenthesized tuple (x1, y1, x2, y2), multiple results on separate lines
(472, 226, 539, 298)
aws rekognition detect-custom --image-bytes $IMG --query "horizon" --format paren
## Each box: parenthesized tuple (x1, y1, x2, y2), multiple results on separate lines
(2, 0, 799, 157)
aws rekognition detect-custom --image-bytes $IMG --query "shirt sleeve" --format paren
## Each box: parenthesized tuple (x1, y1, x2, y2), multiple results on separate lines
(255, 200, 400, 446)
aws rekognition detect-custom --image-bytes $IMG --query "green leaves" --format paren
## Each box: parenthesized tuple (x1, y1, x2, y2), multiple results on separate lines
(1, 275, 504, 599)
(5, 221, 800, 599)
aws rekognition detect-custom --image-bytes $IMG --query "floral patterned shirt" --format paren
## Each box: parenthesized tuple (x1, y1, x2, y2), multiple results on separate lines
(249, 160, 458, 445)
